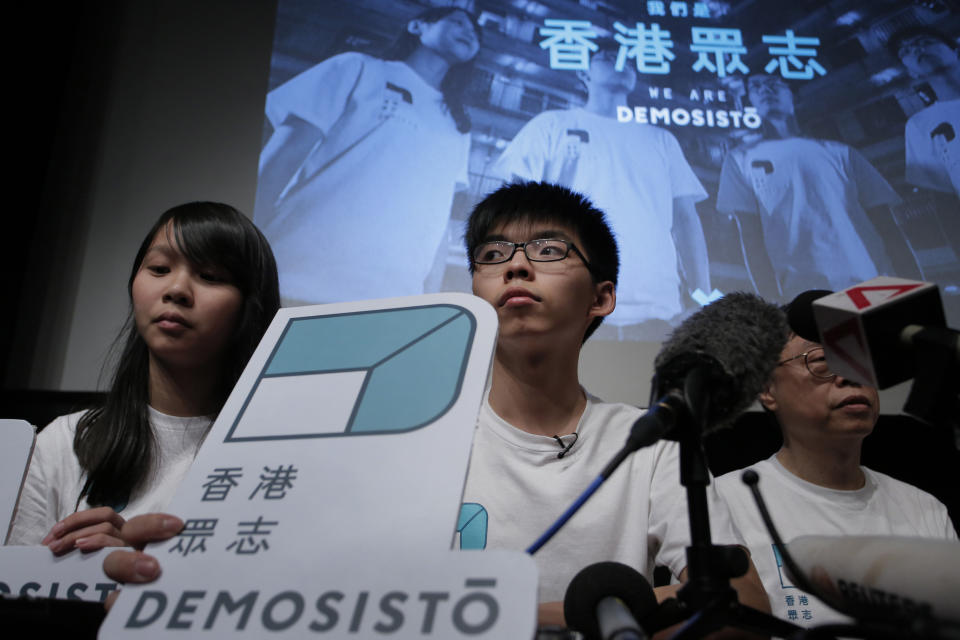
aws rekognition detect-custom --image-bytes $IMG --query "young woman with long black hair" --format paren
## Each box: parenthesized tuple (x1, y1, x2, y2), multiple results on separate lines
(8, 202, 280, 551)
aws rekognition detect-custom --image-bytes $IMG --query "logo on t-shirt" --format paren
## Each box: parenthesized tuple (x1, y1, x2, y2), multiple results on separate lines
(772, 543, 796, 589)
(457, 503, 488, 550)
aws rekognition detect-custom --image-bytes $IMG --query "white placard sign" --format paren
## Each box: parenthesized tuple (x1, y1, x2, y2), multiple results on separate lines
(1, 422, 119, 605)
(158, 293, 497, 551)
(101, 550, 537, 638)
(1, 419, 35, 540)
(98, 293, 535, 637)
(0, 547, 117, 602)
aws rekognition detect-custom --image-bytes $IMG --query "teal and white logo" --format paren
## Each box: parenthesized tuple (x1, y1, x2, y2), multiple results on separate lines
(226, 304, 476, 441)
(772, 544, 796, 589)
(456, 503, 488, 550)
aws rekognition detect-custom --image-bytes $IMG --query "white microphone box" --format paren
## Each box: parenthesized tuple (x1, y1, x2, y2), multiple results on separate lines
(812, 276, 945, 388)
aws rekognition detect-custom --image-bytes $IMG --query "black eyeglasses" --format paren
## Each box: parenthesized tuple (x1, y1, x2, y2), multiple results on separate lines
(778, 347, 836, 380)
(472, 239, 595, 271)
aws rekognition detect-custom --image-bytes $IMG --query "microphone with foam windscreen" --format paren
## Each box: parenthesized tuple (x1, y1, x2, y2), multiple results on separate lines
(627, 291, 789, 449)
(563, 562, 658, 640)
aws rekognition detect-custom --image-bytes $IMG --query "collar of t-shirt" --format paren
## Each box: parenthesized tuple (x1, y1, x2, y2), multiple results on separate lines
(147, 405, 214, 459)
(768, 454, 877, 509)
(480, 389, 589, 456)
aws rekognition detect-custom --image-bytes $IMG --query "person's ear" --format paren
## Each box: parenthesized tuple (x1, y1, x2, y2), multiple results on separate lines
(758, 380, 777, 412)
(576, 69, 590, 87)
(407, 19, 425, 37)
(589, 280, 616, 319)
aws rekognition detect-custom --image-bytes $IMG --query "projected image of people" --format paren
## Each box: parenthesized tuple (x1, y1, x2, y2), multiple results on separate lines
(891, 26, 960, 199)
(254, 7, 480, 305)
(255, 0, 960, 338)
(716, 73, 917, 300)
(493, 47, 709, 339)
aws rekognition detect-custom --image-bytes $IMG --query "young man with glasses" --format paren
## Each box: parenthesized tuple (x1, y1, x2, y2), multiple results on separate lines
(458, 180, 767, 630)
(713, 301, 957, 628)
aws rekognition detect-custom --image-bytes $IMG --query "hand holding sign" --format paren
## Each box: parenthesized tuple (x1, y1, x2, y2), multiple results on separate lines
(42, 507, 127, 556)
(102, 514, 185, 609)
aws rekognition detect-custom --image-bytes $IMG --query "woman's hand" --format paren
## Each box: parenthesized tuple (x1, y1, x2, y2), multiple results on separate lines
(42, 506, 127, 555)
(102, 513, 184, 610)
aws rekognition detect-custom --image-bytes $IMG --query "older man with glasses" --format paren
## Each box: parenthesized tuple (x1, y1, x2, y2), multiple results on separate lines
(713, 293, 957, 629)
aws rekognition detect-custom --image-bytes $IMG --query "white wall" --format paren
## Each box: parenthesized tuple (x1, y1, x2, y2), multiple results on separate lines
(28, 2, 275, 391)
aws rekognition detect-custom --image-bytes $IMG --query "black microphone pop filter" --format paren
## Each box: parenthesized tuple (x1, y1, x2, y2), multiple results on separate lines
(652, 292, 789, 431)
(564, 561, 658, 640)
(784, 289, 832, 342)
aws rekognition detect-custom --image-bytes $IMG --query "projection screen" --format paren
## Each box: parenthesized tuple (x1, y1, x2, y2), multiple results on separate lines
(254, 0, 960, 344)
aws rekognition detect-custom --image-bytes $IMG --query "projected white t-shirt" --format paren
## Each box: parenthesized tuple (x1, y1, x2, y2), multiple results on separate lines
(905, 99, 960, 197)
(717, 137, 901, 298)
(258, 53, 470, 304)
(493, 108, 707, 324)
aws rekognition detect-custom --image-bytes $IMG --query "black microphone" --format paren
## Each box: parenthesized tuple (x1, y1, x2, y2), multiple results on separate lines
(786, 278, 950, 389)
(783, 285, 957, 386)
(784, 288, 832, 342)
(627, 292, 789, 449)
(564, 562, 658, 640)
(783, 278, 958, 424)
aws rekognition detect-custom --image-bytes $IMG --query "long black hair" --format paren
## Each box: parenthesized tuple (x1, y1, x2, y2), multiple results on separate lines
(73, 202, 281, 510)
(382, 6, 481, 134)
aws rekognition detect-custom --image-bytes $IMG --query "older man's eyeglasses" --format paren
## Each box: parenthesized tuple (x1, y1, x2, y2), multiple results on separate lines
(778, 347, 836, 379)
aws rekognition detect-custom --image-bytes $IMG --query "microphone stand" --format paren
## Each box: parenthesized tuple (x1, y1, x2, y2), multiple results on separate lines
(658, 365, 804, 640)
